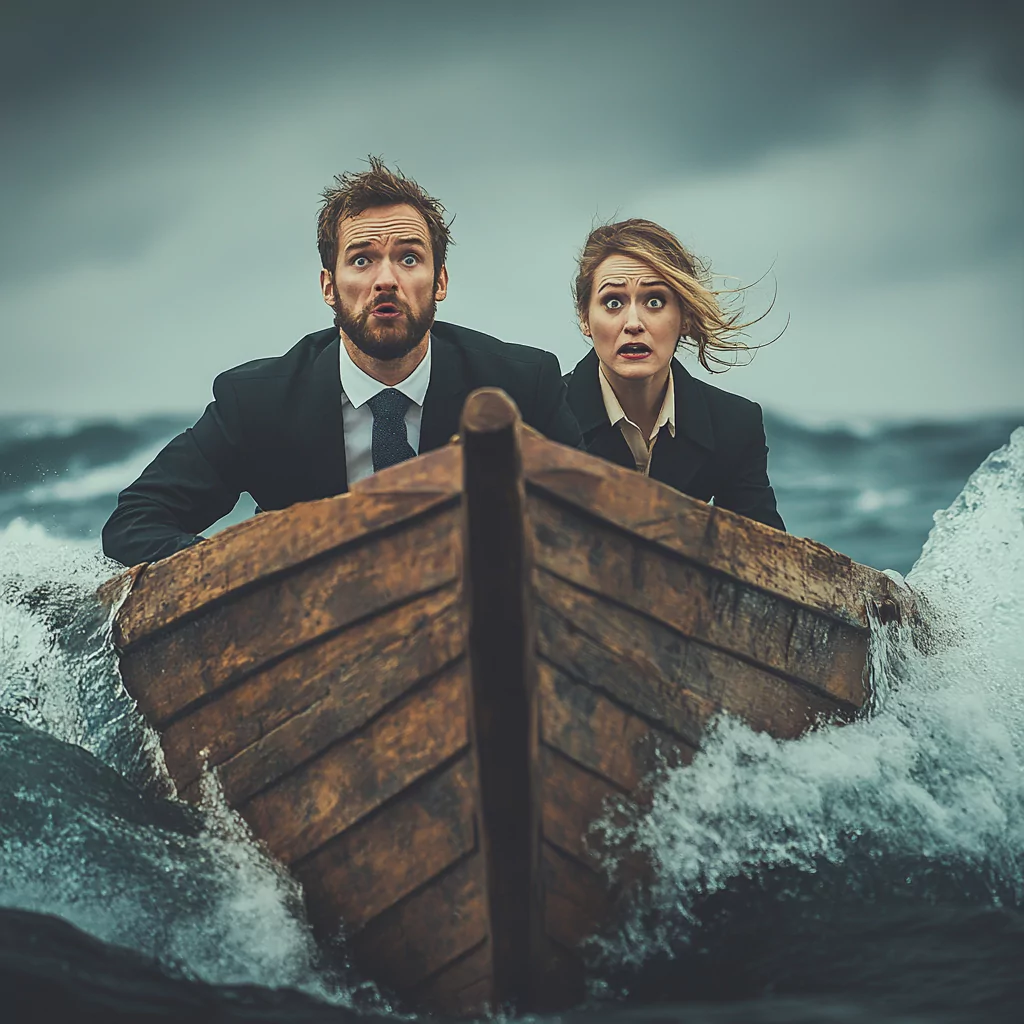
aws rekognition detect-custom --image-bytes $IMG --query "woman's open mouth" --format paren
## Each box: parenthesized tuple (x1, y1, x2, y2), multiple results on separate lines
(617, 342, 652, 360)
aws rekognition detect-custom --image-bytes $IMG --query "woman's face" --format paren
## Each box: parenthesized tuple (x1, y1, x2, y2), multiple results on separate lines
(585, 255, 684, 382)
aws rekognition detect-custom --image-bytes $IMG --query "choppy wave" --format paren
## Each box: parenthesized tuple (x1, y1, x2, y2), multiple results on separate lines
(594, 428, 1024, 1001)
(2, 411, 1022, 574)
(0, 524, 366, 1007)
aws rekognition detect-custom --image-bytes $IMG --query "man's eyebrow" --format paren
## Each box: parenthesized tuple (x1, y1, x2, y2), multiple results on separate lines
(344, 236, 428, 254)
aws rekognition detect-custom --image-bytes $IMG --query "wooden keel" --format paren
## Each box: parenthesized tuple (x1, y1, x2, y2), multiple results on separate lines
(460, 389, 547, 1012)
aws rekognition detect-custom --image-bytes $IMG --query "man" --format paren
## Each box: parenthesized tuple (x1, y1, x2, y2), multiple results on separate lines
(102, 159, 582, 566)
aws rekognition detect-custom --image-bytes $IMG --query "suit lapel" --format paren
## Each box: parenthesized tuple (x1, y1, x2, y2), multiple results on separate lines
(294, 334, 348, 496)
(649, 359, 715, 491)
(420, 326, 471, 451)
(565, 349, 635, 469)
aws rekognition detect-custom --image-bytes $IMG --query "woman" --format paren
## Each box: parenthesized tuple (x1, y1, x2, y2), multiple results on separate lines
(565, 219, 785, 531)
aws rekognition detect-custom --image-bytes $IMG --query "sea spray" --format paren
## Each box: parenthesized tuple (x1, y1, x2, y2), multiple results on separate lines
(595, 427, 1024, 969)
(0, 522, 362, 1005)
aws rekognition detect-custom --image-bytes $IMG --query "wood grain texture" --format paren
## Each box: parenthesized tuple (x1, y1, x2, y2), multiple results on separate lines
(115, 448, 460, 649)
(537, 570, 855, 743)
(411, 942, 494, 1016)
(530, 496, 869, 709)
(538, 744, 624, 864)
(120, 505, 460, 726)
(542, 841, 613, 951)
(158, 586, 463, 793)
(460, 389, 538, 1010)
(295, 755, 477, 935)
(520, 430, 911, 629)
(236, 661, 470, 856)
(538, 657, 693, 791)
(354, 855, 489, 994)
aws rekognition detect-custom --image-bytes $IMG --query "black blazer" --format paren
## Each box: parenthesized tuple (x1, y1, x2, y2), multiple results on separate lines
(565, 349, 784, 531)
(103, 321, 583, 566)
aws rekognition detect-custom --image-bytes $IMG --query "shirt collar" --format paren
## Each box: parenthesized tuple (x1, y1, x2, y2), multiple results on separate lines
(597, 364, 677, 440)
(339, 333, 432, 409)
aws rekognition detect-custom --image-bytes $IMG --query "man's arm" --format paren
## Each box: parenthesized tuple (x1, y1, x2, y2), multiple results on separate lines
(713, 406, 786, 532)
(102, 377, 246, 566)
(533, 352, 584, 449)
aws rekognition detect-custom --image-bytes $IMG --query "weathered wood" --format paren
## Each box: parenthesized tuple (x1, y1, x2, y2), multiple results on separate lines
(355, 855, 490, 994)
(538, 744, 624, 864)
(101, 391, 914, 1018)
(294, 755, 477, 935)
(159, 586, 463, 793)
(530, 495, 869, 707)
(120, 505, 460, 726)
(114, 478, 459, 650)
(537, 570, 855, 743)
(460, 389, 539, 1010)
(542, 841, 613, 951)
(520, 430, 910, 628)
(412, 942, 494, 1016)
(237, 661, 470, 856)
(537, 657, 693, 791)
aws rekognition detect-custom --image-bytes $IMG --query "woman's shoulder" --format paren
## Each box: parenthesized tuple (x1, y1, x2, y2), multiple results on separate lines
(675, 361, 764, 420)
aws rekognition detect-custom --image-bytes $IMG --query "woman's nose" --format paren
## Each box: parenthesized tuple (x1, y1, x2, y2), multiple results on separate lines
(623, 305, 645, 333)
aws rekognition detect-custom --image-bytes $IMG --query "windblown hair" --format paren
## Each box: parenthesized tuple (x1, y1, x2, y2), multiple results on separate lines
(573, 219, 775, 372)
(317, 157, 453, 280)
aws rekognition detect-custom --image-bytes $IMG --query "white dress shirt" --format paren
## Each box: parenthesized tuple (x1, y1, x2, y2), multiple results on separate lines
(339, 336, 432, 485)
(597, 364, 676, 476)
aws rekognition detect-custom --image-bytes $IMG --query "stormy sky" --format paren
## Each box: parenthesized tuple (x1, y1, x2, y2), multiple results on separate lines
(1, 0, 1021, 422)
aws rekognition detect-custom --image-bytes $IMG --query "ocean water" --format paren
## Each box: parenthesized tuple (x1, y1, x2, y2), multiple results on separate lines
(1, 411, 1022, 1022)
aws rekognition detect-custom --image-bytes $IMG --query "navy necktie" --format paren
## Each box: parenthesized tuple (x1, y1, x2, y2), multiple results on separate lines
(367, 388, 416, 472)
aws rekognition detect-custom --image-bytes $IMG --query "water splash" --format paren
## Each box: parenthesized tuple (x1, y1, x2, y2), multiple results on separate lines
(0, 520, 361, 1005)
(597, 427, 1024, 967)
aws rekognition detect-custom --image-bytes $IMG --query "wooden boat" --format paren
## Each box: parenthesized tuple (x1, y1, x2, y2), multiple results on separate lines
(105, 389, 910, 1016)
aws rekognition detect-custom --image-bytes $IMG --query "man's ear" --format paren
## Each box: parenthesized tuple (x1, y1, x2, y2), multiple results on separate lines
(434, 264, 449, 302)
(320, 268, 336, 308)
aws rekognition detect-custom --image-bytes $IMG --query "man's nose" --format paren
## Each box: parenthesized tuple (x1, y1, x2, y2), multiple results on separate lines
(373, 259, 399, 291)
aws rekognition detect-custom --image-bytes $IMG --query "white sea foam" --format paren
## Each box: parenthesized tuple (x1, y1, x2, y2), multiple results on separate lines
(0, 520, 361, 1005)
(22, 444, 165, 503)
(597, 427, 1024, 966)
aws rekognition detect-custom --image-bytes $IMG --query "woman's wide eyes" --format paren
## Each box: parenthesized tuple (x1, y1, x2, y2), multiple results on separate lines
(604, 298, 623, 310)
(647, 296, 665, 308)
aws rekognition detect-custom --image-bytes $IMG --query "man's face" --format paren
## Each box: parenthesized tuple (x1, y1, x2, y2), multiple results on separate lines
(321, 203, 448, 361)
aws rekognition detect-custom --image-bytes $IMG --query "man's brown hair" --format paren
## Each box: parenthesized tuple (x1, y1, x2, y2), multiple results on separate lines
(317, 157, 453, 281)
(574, 219, 776, 372)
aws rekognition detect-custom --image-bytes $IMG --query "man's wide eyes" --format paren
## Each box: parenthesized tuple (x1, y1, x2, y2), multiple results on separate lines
(402, 254, 419, 266)
(353, 256, 370, 267)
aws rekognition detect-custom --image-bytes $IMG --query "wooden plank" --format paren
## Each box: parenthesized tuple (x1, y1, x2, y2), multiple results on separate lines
(538, 657, 693, 792)
(115, 446, 460, 649)
(235, 661, 470, 853)
(354, 855, 489, 993)
(537, 571, 853, 743)
(158, 586, 463, 793)
(119, 505, 460, 726)
(542, 841, 613, 951)
(529, 496, 869, 708)
(520, 430, 911, 629)
(460, 388, 538, 1010)
(539, 744, 624, 865)
(295, 755, 477, 935)
(412, 942, 494, 1015)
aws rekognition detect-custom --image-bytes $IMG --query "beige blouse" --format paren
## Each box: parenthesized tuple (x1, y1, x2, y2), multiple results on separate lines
(597, 365, 676, 476)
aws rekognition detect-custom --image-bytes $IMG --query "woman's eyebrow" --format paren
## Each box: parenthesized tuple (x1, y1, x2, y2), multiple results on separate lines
(597, 279, 627, 293)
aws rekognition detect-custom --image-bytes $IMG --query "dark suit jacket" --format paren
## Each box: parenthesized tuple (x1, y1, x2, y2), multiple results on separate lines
(565, 349, 784, 531)
(103, 321, 583, 566)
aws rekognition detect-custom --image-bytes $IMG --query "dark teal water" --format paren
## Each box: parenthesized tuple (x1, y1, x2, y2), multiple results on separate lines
(1, 413, 1022, 1022)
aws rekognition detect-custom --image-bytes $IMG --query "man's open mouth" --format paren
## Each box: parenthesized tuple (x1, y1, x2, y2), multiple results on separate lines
(371, 301, 403, 319)
(617, 342, 652, 358)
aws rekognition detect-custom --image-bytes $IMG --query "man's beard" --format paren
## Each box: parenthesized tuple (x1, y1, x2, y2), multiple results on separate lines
(334, 293, 435, 362)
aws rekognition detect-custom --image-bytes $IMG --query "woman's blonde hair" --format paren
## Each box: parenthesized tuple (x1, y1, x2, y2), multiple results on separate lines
(573, 219, 775, 372)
